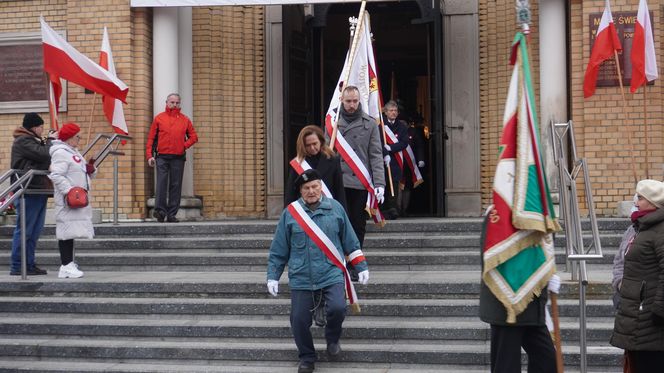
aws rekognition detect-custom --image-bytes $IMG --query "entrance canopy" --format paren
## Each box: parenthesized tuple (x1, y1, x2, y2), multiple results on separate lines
(131, 0, 372, 6)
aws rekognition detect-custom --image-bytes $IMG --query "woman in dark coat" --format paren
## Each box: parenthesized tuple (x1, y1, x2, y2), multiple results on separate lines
(284, 125, 346, 209)
(611, 179, 664, 372)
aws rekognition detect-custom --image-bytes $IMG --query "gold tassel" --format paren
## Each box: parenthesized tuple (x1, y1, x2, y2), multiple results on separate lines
(350, 302, 361, 315)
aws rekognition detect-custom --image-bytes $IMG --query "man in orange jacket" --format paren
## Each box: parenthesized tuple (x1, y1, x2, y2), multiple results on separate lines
(145, 93, 198, 223)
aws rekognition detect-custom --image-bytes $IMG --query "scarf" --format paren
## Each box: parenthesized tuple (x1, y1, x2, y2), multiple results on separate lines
(340, 102, 362, 124)
(631, 209, 656, 223)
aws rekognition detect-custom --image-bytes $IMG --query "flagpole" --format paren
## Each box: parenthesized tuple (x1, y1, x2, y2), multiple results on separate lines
(550, 291, 564, 373)
(329, 1, 367, 150)
(47, 75, 59, 131)
(643, 86, 650, 179)
(86, 93, 97, 144)
(612, 51, 639, 184)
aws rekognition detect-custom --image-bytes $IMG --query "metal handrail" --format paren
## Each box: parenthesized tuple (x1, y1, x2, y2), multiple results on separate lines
(550, 120, 603, 373)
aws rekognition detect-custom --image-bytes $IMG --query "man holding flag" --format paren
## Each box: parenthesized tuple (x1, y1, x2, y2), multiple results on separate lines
(479, 31, 562, 373)
(335, 85, 386, 248)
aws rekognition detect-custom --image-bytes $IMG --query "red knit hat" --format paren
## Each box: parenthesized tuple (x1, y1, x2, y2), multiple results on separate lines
(58, 123, 81, 141)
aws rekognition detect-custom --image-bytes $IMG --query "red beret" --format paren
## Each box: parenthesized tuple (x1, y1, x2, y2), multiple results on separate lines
(58, 123, 81, 141)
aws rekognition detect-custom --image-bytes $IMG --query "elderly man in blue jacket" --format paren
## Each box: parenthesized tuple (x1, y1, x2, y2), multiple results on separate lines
(267, 169, 369, 373)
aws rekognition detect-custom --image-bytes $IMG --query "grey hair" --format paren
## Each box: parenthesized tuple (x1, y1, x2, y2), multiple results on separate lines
(165, 93, 181, 101)
(384, 100, 398, 111)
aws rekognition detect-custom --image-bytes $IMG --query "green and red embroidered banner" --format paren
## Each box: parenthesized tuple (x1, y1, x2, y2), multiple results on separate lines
(482, 32, 562, 323)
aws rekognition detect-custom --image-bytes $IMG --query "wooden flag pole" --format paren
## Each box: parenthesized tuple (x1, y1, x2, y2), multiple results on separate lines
(550, 292, 565, 373)
(86, 93, 97, 145)
(613, 50, 639, 184)
(329, 0, 366, 150)
(644, 86, 650, 179)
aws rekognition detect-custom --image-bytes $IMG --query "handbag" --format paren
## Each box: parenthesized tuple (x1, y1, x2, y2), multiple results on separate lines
(66, 186, 89, 209)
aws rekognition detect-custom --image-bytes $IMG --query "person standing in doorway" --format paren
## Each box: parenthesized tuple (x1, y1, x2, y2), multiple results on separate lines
(380, 100, 409, 220)
(146, 93, 198, 223)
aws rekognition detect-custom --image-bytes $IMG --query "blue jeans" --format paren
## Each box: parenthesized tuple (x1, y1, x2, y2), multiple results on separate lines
(10, 194, 48, 272)
(290, 282, 346, 363)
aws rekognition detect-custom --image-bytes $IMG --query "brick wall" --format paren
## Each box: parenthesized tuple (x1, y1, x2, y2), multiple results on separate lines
(192, 6, 266, 218)
(479, 0, 662, 216)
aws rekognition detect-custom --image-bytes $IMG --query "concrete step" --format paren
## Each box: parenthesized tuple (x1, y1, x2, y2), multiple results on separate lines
(0, 216, 632, 236)
(0, 271, 615, 298)
(0, 314, 617, 341)
(0, 297, 617, 318)
(0, 337, 623, 367)
(0, 233, 627, 253)
(0, 250, 619, 273)
(0, 358, 622, 373)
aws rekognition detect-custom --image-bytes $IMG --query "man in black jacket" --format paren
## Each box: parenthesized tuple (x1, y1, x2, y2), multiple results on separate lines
(479, 209, 559, 373)
(9, 113, 53, 275)
(380, 100, 409, 220)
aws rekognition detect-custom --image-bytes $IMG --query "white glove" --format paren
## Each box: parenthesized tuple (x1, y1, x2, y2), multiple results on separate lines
(548, 274, 561, 294)
(358, 270, 369, 285)
(418, 161, 425, 168)
(375, 187, 385, 204)
(267, 280, 279, 297)
(384, 144, 391, 152)
(383, 155, 391, 166)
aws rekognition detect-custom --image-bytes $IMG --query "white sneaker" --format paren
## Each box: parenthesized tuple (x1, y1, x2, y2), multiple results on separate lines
(58, 262, 84, 278)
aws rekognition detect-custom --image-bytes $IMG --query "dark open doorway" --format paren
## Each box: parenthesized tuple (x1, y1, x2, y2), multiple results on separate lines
(283, 1, 442, 216)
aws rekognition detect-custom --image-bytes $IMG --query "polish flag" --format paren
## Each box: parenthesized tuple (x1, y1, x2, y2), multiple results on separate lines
(99, 27, 128, 137)
(583, 0, 622, 98)
(40, 17, 129, 103)
(630, 0, 658, 93)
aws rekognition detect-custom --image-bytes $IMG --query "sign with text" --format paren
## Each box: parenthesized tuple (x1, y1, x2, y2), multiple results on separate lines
(589, 11, 653, 88)
(0, 44, 47, 102)
(0, 32, 66, 114)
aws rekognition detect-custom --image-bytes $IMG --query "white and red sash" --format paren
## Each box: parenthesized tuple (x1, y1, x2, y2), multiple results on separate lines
(325, 116, 385, 226)
(287, 201, 365, 307)
(383, 124, 423, 188)
(289, 158, 333, 198)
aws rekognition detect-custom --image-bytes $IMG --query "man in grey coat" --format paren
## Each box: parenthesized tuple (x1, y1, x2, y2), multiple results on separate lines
(336, 85, 385, 249)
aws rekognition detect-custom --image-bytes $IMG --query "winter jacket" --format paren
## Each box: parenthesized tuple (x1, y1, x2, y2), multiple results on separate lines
(267, 196, 367, 290)
(284, 153, 347, 209)
(335, 104, 385, 190)
(145, 106, 198, 159)
(48, 141, 94, 240)
(611, 208, 664, 351)
(612, 224, 637, 309)
(10, 127, 53, 190)
(479, 215, 549, 326)
(380, 115, 409, 182)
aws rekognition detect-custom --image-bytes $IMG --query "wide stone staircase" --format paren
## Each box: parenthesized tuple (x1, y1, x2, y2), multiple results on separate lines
(0, 218, 628, 372)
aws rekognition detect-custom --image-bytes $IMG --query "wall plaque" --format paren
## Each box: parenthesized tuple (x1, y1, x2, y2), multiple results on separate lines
(0, 32, 67, 114)
(589, 11, 653, 88)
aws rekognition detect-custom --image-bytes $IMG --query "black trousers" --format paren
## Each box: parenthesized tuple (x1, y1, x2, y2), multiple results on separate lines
(58, 239, 74, 265)
(490, 324, 557, 373)
(155, 156, 185, 219)
(628, 350, 664, 373)
(344, 188, 368, 248)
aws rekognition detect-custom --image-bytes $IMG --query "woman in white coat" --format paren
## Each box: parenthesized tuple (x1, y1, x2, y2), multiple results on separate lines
(48, 123, 96, 278)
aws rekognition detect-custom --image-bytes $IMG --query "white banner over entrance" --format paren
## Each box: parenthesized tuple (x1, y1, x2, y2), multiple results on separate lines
(131, 0, 371, 6)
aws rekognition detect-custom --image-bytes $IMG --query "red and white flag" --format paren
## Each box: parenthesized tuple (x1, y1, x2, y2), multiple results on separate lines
(630, 0, 658, 93)
(40, 17, 129, 103)
(99, 27, 129, 137)
(325, 12, 385, 226)
(583, 0, 622, 98)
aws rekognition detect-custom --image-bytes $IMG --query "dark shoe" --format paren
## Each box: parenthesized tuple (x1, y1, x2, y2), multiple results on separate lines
(153, 210, 165, 223)
(327, 342, 341, 357)
(385, 208, 399, 220)
(30, 266, 47, 275)
(297, 361, 315, 373)
(166, 216, 179, 223)
(10, 267, 48, 276)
